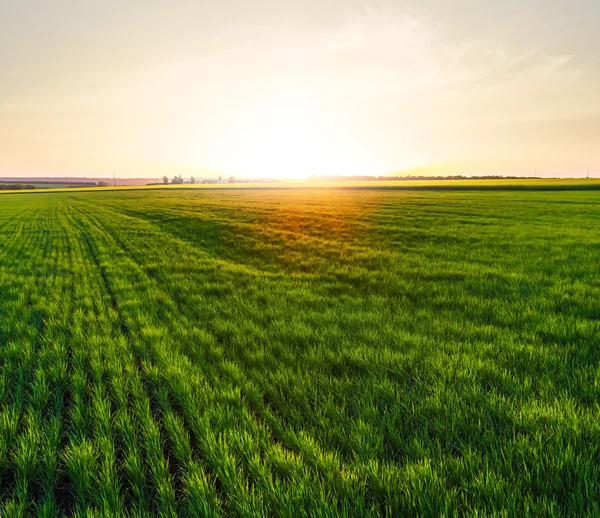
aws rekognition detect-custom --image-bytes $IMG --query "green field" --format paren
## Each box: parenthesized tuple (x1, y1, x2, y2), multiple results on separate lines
(0, 187, 598, 516)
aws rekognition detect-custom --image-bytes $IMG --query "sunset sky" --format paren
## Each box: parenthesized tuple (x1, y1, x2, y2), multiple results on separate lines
(2, 1, 599, 179)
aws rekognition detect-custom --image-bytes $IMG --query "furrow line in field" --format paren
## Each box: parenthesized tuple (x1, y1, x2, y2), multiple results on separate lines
(75, 199, 287, 279)
(47, 202, 133, 514)
(70, 202, 375, 513)
(75, 207, 335, 446)
(69, 205, 276, 505)
(65, 206, 182, 515)
(67, 199, 138, 515)
(71, 205, 228, 514)
(60, 207, 141, 512)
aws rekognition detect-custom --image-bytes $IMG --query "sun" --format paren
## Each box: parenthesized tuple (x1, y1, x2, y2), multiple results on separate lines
(206, 92, 362, 179)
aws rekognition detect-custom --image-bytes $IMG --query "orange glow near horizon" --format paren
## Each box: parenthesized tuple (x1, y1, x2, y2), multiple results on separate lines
(200, 92, 381, 180)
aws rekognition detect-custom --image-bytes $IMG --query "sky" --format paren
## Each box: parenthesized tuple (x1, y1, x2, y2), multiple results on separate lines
(1, 1, 599, 179)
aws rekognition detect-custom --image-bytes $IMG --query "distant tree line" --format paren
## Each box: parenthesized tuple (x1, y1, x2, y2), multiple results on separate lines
(307, 175, 537, 182)
(162, 175, 197, 184)
(0, 182, 113, 190)
(0, 184, 37, 190)
(154, 175, 237, 185)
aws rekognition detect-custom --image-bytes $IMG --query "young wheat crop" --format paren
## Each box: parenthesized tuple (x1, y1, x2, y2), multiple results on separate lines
(0, 188, 597, 516)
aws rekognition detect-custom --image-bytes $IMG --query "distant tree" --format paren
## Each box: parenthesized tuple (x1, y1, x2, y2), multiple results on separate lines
(190, 176, 195, 184)
(97, 181, 111, 187)
(163, 175, 169, 184)
(228, 176, 235, 183)
(178, 175, 183, 184)
(218, 176, 222, 183)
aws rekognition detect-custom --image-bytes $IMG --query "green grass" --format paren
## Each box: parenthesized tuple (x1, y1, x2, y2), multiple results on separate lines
(0, 187, 598, 516)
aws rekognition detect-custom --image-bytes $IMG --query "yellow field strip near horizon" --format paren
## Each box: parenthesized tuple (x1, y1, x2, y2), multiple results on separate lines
(1, 178, 600, 195)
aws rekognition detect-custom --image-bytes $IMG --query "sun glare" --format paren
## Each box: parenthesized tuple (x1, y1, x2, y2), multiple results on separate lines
(206, 92, 363, 179)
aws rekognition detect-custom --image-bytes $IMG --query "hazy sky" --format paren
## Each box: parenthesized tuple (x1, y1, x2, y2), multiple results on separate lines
(1, 1, 599, 178)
